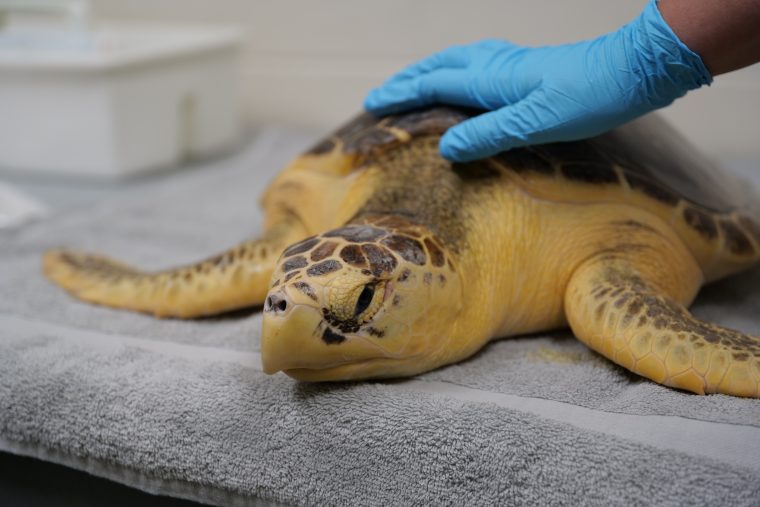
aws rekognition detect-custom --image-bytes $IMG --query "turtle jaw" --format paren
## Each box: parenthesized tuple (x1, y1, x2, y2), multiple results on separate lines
(261, 298, 399, 378)
(282, 357, 409, 382)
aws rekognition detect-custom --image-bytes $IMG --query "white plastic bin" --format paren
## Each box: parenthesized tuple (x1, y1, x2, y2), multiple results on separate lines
(0, 21, 242, 178)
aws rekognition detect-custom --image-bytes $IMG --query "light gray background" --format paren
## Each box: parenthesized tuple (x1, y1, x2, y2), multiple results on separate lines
(91, 0, 760, 161)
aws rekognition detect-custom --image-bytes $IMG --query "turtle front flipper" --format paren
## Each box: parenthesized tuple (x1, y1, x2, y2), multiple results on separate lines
(564, 225, 760, 397)
(43, 222, 307, 318)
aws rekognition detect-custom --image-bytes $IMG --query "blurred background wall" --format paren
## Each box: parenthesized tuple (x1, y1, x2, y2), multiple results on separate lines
(91, 0, 760, 161)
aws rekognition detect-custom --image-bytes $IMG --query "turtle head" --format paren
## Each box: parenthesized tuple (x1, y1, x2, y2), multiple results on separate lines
(261, 221, 463, 381)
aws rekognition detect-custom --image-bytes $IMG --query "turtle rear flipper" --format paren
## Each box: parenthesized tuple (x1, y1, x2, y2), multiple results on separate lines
(43, 223, 306, 318)
(565, 224, 760, 397)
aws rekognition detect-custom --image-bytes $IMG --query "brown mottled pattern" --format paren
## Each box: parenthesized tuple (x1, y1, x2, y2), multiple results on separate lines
(451, 160, 501, 181)
(613, 293, 631, 309)
(313, 107, 754, 220)
(339, 245, 367, 268)
(560, 162, 619, 184)
(206, 251, 234, 270)
(306, 260, 342, 277)
(282, 256, 308, 272)
(309, 111, 400, 159)
(594, 243, 653, 260)
(532, 139, 606, 164)
(624, 173, 680, 206)
(282, 237, 320, 257)
(292, 281, 317, 302)
(322, 308, 362, 334)
(371, 215, 416, 229)
(595, 301, 608, 321)
(310, 241, 338, 262)
(356, 215, 427, 238)
(682, 206, 718, 240)
(60, 253, 138, 277)
(609, 220, 659, 235)
(354, 137, 480, 251)
(719, 218, 755, 256)
(304, 138, 335, 156)
(589, 114, 750, 212)
(622, 299, 644, 327)
(594, 273, 760, 358)
(323, 225, 387, 243)
(424, 238, 445, 267)
(361, 244, 398, 276)
(380, 235, 426, 265)
(493, 148, 554, 174)
(343, 128, 399, 155)
(333, 112, 378, 140)
(495, 114, 760, 231)
(322, 327, 346, 344)
(384, 107, 470, 137)
(594, 287, 611, 300)
(284, 271, 300, 283)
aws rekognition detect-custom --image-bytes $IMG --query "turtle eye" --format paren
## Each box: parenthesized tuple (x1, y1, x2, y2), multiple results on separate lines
(354, 283, 375, 316)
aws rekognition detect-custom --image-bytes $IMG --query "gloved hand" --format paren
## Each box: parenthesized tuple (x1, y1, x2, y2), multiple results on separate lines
(364, 0, 712, 162)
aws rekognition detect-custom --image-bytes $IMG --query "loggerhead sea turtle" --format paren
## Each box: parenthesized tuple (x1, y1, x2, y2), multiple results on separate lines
(43, 107, 760, 397)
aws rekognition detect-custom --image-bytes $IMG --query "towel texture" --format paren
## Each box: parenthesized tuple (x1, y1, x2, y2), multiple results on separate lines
(1, 128, 759, 506)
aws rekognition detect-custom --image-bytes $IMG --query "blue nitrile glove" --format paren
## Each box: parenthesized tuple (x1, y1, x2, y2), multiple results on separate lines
(364, 0, 712, 162)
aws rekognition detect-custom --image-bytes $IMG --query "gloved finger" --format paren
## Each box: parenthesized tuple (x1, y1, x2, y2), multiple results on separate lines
(365, 69, 477, 115)
(383, 40, 518, 91)
(439, 91, 557, 161)
(364, 81, 427, 115)
(364, 47, 474, 114)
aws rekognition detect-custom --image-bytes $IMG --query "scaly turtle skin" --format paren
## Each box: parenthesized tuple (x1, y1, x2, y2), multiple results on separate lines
(44, 107, 760, 397)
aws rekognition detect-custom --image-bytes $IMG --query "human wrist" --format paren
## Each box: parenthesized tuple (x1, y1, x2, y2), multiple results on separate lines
(628, 0, 712, 109)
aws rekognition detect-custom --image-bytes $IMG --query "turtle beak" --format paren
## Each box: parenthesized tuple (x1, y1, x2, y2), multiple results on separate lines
(261, 296, 324, 374)
(261, 287, 390, 377)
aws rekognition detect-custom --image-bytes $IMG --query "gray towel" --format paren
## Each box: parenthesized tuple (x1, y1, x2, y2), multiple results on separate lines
(1, 128, 759, 506)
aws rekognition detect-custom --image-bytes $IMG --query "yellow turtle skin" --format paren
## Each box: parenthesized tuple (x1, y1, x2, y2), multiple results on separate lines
(43, 107, 760, 397)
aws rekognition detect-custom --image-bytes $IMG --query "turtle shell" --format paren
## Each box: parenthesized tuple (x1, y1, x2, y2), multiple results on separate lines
(311, 107, 753, 213)
(305, 107, 470, 158)
(305, 106, 760, 266)
(529, 114, 751, 214)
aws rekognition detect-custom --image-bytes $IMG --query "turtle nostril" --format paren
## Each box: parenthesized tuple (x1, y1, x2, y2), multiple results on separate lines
(264, 293, 288, 314)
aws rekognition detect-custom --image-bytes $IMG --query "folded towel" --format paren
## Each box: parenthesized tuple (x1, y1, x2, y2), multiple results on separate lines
(0, 180, 47, 229)
(1, 128, 759, 506)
